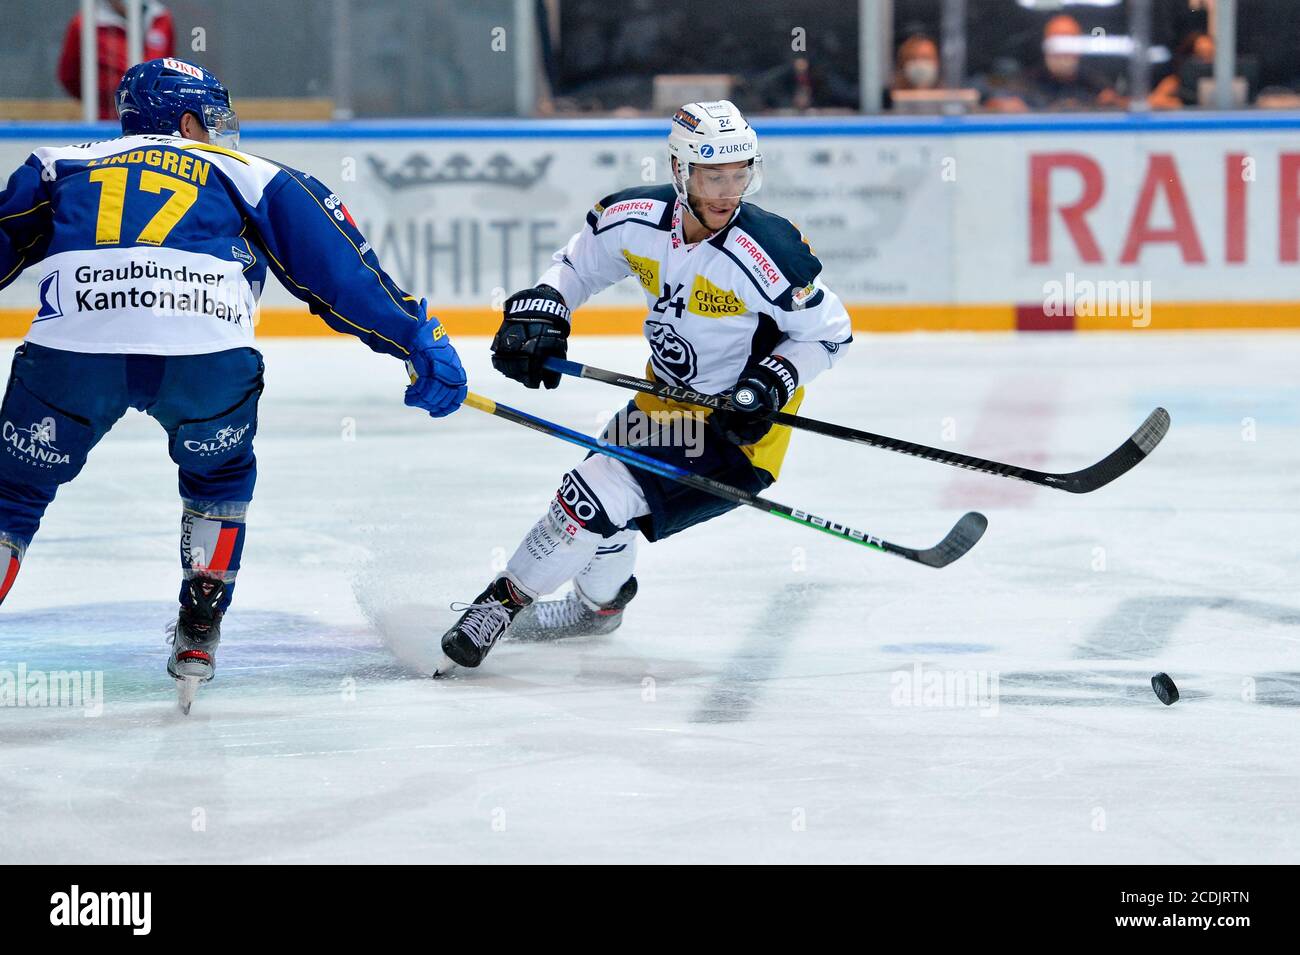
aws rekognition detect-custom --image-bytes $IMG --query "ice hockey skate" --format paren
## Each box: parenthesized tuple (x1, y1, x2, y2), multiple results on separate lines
(509, 576, 637, 642)
(435, 575, 533, 674)
(167, 575, 226, 714)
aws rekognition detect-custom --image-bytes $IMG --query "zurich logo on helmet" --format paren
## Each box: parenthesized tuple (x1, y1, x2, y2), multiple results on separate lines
(698, 144, 715, 158)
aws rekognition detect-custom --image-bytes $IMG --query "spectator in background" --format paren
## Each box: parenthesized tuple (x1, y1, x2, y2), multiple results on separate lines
(1148, 32, 1215, 109)
(987, 15, 1121, 112)
(58, 0, 174, 119)
(891, 34, 942, 95)
(750, 54, 858, 112)
(977, 57, 1031, 112)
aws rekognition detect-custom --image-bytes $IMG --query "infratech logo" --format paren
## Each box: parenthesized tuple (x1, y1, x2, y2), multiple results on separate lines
(49, 885, 151, 935)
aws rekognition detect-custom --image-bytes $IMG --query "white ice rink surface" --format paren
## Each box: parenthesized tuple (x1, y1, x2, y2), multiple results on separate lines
(1, 332, 1297, 864)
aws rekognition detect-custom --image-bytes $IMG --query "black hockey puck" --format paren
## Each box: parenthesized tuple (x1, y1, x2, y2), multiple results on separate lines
(1151, 672, 1179, 706)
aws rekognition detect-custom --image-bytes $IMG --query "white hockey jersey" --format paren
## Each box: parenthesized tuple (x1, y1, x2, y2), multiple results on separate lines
(538, 184, 851, 478)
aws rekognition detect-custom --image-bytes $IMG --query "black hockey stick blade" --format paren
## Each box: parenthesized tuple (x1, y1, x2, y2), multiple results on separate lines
(905, 511, 988, 568)
(1044, 407, 1170, 494)
(546, 358, 1170, 495)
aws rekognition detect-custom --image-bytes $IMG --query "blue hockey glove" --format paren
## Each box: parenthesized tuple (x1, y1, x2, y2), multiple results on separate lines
(404, 301, 467, 418)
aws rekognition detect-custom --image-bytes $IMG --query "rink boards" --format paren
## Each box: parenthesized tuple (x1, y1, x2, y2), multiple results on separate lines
(3, 112, 1300, 336)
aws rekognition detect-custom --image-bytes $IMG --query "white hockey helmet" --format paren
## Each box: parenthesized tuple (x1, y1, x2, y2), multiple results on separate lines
(667, 100, 763, 203)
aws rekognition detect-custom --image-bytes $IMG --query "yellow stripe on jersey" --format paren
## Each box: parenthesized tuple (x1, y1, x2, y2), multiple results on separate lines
(0, 254, 27, 286)
(283, 170, 412, 318)
(180, 142, 251, 165)
(257, 239, 412, 356)
(0, 200, 49, 224)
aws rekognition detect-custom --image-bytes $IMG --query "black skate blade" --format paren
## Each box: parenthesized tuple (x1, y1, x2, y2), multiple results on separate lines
(432, 654, 458, 678)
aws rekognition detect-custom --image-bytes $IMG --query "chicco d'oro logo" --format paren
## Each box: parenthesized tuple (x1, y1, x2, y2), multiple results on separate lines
(2, 417, 70, 469)
(688, 275, 746, 318)
(183, 423, 251, 456)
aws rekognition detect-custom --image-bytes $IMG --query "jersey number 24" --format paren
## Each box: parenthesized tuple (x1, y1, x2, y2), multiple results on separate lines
(653, 282, 686, 319)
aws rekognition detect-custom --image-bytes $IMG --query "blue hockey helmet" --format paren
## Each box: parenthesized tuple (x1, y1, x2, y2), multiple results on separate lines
(116, 58, 239, 149)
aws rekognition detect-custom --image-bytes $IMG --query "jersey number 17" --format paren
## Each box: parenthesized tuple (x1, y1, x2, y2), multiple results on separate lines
(87, 167, 198, 246)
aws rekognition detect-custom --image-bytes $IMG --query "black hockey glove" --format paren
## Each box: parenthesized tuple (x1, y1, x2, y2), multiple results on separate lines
(711, 355, 799, 446)
(491, 285, 571, 389)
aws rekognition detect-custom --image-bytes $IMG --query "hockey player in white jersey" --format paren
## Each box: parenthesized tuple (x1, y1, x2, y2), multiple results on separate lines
(439, 100, 851, 670)
(0, 59, 467, 708)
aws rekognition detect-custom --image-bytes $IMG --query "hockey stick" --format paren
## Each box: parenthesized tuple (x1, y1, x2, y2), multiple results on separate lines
(462, 392, 986, 569)
(544, 357, 1170, 495)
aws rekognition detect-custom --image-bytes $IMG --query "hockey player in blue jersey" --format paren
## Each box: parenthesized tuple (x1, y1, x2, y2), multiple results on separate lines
(0, 58, 466, 705)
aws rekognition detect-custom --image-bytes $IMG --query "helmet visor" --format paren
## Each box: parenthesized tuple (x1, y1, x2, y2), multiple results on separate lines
(679, 156, 763, 202)
(202, 104, 240, 149)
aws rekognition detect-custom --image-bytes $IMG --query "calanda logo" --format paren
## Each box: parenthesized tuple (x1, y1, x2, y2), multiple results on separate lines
(183, 422, 251, 456)
(2, 416, 70, 469)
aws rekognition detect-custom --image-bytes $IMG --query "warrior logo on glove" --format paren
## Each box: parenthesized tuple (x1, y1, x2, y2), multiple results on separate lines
(492, 285, 572, 389)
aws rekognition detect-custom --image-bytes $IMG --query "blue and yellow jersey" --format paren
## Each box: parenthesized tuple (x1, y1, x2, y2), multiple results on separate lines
(0, 134, 423, 357)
